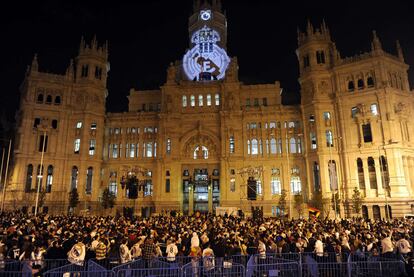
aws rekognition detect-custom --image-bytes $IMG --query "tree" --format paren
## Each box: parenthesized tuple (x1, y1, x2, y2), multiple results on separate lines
(68, 188, 80, 213)
(101, 188, 116, 210)
(331, 192, 341, 217)
(294, 194, 304, 218)
(351, 187, 364, 215)
(278, 189, 287, 217)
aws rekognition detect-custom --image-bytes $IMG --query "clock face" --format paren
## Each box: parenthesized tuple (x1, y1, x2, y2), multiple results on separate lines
(200, 10, 211, 21)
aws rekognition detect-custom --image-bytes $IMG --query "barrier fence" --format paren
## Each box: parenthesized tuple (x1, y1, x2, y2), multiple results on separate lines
(0, 253, 408, 277)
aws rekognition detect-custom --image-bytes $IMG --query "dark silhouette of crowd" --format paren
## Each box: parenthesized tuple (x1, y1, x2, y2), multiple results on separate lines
(0, 210, 413, 274)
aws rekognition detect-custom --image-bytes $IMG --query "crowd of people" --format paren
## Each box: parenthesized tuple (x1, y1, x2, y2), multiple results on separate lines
(0, 210, 413, 274)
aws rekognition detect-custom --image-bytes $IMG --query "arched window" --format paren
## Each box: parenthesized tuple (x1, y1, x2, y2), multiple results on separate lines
(71, 166, 78, 189)
(368, 157, 377, 189)
(291, 176, 302, 194)
(52, 119, 58, 129)
(270, 138, 277, 154)
(357, 158, 365, 189)
(46, 165, 53, 193)
(247, 140, 251, 155)
(348, 81, 355, 92)
(313, 162, 320, 192)
(190, 95, 195, 107)
(380, 155, 390, 194)
(251, 139, 258, 155)
(326, 130, 333, 147)
(36, 165, 44, 191)
(271, 176, 281, 195)
(206, 94, 212, 106)
(367, 76, 374, 88)
(54, 96, 61, 105)
(37, 94, 44, 103)
(86, 167, 93, 194)
(277, 138, 282, 154)
(182, 95, 187, 107)
(46, 95, 52, 104)
(193, 145, 208, 159)
(198, 95, 204, 106)
(357, 79, 364, 90)
(25, 164, 33, 192)
(290, 138, 297, 153)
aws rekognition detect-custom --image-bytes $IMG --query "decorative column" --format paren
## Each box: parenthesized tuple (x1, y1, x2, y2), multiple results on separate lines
(188, 185, 194, 216)
(363, 159, 372, 198)
(208, 182, 213, 213)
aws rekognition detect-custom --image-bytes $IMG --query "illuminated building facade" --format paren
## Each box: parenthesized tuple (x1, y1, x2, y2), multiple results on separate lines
(7, 1, 414, 218)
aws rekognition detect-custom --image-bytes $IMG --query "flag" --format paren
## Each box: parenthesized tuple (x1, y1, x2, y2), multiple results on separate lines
(308, 206, 320, 218)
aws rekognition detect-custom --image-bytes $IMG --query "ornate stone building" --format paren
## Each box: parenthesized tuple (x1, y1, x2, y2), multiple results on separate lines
(6, 1, 414, 218)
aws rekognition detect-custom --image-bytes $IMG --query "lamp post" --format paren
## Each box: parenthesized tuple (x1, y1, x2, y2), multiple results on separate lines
(34, 131, 47, 216)
(378, 141, 398, 220)
(1, 139, 12, 213)
(328, 134, 342, 220)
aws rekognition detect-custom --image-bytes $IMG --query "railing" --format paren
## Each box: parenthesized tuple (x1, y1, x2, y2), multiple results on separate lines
(0, 252, 407, 277)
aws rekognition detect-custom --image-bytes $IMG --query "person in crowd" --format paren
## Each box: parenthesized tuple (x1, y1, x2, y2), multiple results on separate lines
(166, 237, 178, 262)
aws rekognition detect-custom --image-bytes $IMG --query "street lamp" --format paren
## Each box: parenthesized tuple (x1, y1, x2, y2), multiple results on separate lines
(378, 141, 398, 220)
(328, 135, 342, 220)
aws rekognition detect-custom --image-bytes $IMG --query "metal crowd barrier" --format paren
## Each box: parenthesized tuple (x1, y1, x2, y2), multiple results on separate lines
(182, 258, 246, 277)
(246, 255, 299, 277)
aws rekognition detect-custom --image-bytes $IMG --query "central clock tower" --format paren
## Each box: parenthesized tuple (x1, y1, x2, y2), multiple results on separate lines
(183, 0, 230, 81)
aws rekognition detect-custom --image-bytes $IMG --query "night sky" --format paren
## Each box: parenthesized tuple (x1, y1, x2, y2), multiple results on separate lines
(1, 0, 414, 122)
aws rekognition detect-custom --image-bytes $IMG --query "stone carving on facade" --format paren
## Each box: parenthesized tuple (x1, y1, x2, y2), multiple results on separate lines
(166, 62, 177, 84)
(184, 134, 217, 159)
(395, 102, 406, 114)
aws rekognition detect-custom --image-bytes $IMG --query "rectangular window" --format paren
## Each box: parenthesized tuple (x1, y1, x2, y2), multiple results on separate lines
(310, 132, 317, 149)
(109, 180, 117, 197)
(165, 179, 170, 193)
(256, 180, 262, 195)
(112, 144, 118, 158)
(229, 136, 235, 153)
(130, 143, 136, 158)
(230, 178, 236, 192)
(89, 139, 96, 156)
(254, 98, 259, 106)
(370, 104, 378, 116)
(90, 123, 97, 130)
(39, 135, 48, 152)
(269, 122, 276, 129)
(183, 96, 188, 107)
(144, 180, 153, 196)
(271, 176, 281, 195)
(146, 142, 153, 157)
(262, 98, 267, 106)
(191, 95, 195, 107)
(125, 143, 129, 158)
(215, 93, 220, 106)
(166, 138, 171, 154)
(362, 123, 373, 142)
(351, 107, 359, 118)
(206, 94, 212, 106)
(76, 121, 82, 129)
(74, 138, 80, 154)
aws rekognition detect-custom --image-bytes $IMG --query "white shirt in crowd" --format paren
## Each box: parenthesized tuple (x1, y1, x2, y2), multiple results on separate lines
(396, 238, 412, 254)
(166, 243, 178, 261)
(314, 239, 324, 256)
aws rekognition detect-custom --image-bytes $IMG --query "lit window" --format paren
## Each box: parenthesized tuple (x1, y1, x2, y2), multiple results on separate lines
(146, 142, 153, 157)
(288, 121, 295, 128)
(309, 115, 315, 122)
(351, 107, 359, 118)
(323, 112, 331, 121)
(167, 138, 171, 154)
(269, 122, 276, 129)
(271, 176, 281, 195)
(230, 178, 236, 192)
(114, 128, 120, 134)
(310, 132, 317, 149)
(76, 121, 82, 129)
(198, 95, 204, 106)
(207, 94, 212, 106)
(91, 123, 97, 130)
(144, 180, 153, 196)
(46, 165, 53, 193)
(291, 176, 302, 194)
(215, 93, 220, 106)
(74, 139, 80, 154)
(193, 145, 208, 159)
(182, 95, 187, 107)
(71, 166, 78, 189)
(130, 143, 136, 158)
(112, 144, 118, 158)
(109, 179, 117, 197)
(256, 180, 262, 195)
(247, 140, 251, 155)
(89, 139, 96, 156)
(251, 139, 258, 155)
(229, 136, 235, 153)
(290, 138, 297, 153)
(270, 138, 277, 154)
(370, 104, 378, 116)
(191, 95, 195, 107)
(326, 130, 333, 147)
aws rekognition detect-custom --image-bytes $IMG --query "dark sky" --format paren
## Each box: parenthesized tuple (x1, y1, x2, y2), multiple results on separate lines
(1, 0, 414, 121)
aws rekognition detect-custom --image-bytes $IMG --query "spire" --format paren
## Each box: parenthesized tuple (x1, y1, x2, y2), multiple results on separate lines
(371, 30, 382, 52)
(79, 36, 85, 52)
(306, 19, 314, 35)
(31, 54, 38, 72)
(66, 59, 74, 79)
(91, 34, 97, 50)
(396, 40, 404, 62)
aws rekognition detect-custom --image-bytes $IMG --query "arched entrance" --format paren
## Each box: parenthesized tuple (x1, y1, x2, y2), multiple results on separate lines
(362, 205, 368, 220)
(180, 131, 221, 215)
(373, 205, 381, 220)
